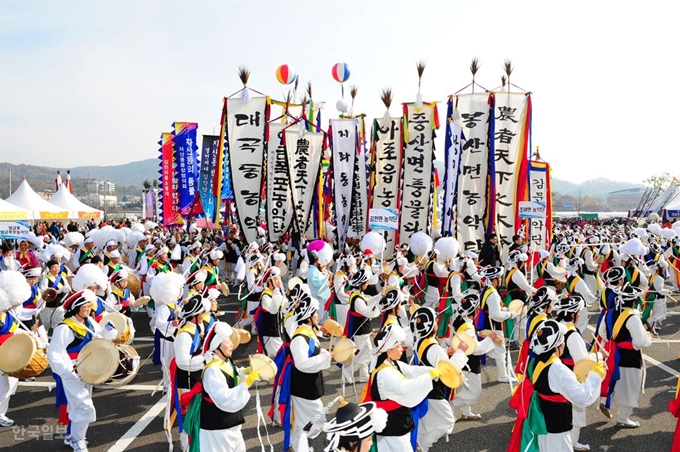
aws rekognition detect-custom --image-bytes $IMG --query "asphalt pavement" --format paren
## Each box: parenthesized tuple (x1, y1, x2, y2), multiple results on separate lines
(1, 289, 679, 452)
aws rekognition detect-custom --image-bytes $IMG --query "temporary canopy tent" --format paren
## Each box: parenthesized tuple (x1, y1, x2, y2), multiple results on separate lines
(5, 179, 69, 220)
(0, 198, 31, 221)
(49, 185, 102, 219)
(664, 195, 680, 220)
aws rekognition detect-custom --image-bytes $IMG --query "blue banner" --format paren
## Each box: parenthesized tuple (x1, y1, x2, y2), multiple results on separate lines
(199, 135, 219, 223)
(172, 122, 199, 216)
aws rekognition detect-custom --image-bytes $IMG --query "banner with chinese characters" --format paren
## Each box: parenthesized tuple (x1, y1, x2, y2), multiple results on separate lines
(172, 122, 199, 216)
(199, 134, 220, 224)
(528, 161, 552, 251)
(266, 123, 294, 242)
(455, 93, 494, 252)
(399, 103, 437, 242)
(331, 118, 358, 249)
(284, 129, 325, 234)
(442, 114, 464, 237)
(226, 96, 267, 244)
(348, 116, 369, 240)
(159, 132, 182, 226)
(493, 93, 531, 261)
(369, 116, 402, 256)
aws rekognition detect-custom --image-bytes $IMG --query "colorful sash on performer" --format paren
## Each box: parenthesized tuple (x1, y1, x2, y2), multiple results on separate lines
(601, 308, 634, 408)
(514, 313, 547, 381)
(269, 325, 315, 451)
(507, 355, 561, 452)
(153, 304, 177, 365)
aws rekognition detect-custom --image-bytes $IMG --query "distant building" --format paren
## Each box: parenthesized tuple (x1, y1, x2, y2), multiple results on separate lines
(82, 194, 118, 208)
(607, 187, 645, 210)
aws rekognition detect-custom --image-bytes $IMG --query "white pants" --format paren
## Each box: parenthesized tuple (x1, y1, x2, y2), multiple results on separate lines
(418, 398, 454, 452)
(613, 366, 642, 421)
(489, 342, 508, 380)
(199, 425, 245, 452)
(159, 338, 175, 391)
(343, 334, 372, 383)
(61, 375, 95, 442)
(291, 396, 324, 452)
(650, 297, 667, 323)
(452, 371, 482, 409)
(576, 304, 588, 335)
(376, 433, 411, 451)
(0, 374, 18, 416)
(39, 307, 65, 332)
(263, 336, 283, 358)
(424, 287, 440, 309)
(335, 304, 349, 330)
(538, 431, 573, 452)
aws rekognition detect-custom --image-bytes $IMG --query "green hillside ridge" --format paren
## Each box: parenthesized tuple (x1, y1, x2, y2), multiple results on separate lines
(1, 159, 644, 203)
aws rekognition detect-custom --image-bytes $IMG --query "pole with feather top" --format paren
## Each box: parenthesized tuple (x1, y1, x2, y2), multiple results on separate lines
(238, 65, 251, 103)
(415, 60, 426, 110)
(470, 57, 480, 95)
(349, 85, 358, 118)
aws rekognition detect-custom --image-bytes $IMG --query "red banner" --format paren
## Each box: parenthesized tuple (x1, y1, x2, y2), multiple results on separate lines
(160, 132, 182, 226)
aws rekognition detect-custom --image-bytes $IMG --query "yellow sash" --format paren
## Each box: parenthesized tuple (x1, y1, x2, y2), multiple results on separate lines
(417, 336, 438, 363)
(612, 308, 634, 340)
(63, 317, 89, 337)
(531, 354, 560, 384)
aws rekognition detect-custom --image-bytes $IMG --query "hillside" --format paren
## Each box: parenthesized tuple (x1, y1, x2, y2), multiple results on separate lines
(551, 177, 645, 200)
(0, 159, 159, 199)
(1, 158, 645, 202)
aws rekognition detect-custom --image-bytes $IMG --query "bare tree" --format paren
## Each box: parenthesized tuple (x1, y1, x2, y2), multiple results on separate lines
(575, 191, 588, 214)
(643, 172, 675, 190)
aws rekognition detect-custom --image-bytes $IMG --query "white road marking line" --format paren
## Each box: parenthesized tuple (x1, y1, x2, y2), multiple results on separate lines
(18, 381, 161, 391)
(586, 325, 679, 378)
(108, 397, 167, 452)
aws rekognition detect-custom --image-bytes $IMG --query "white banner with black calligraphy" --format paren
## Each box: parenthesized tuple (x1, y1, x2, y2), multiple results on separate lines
(285, 130, 324, 234)
(348, 133, 368, 240)
(528, 161, 550, 251)
(399, 105, 435, 242)
(370, 117, 402, 256)
(266, 122, 294, 242)
(331, 119, 358, 249)
(442, 121, 463, 237)
(494, 93, 529, 261)
(227, 96, 267, 244)
(455, 93, 493, 252)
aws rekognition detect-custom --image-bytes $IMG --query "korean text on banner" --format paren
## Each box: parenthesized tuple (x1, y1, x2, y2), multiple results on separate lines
(159, 132, 182, 226)
(199, 134, 220, 224)
(369, 208, 399, 231)
(442, 118, 463, 237)
(266, 123, 294, 242)
(331, 118, 358, 249)
(226, 96, 267, 244)
(0, 221, 31, 240)
(455, 93, 494, 252)
(348, 117, 369, 240)
(399, 104, 436, 242)
(172, 122, 199, 216)
(528, 161, 552, 251)
(370, 116, 402, 256)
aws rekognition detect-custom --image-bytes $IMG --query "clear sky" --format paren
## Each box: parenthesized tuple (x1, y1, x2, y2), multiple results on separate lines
(1, 0, 678, 184)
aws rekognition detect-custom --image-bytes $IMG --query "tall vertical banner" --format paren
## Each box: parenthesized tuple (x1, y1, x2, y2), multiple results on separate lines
(226, 96, 267, 244)
(199, 134, 220, 224)
(455, 93, 494, 252)
(399, 104, 436, 242)
(493, 93, 531, 261)
(159, 132, 181, 226)
(285, 129, 325, 235)
(369, 116, 402, 256)
(442, 119, 464, 237)
(528, 161, 552, 251)
(172, 122, 199, 216)
(348, 116, 369, 240)
(331, 119, 358, 249)
(266, 123, 294, 242)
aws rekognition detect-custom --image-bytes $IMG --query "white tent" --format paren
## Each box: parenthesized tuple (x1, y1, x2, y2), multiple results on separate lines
(665, 194, 680, 220)
(648, 181, 678, 214)
(49, 185, 102, 219)
(5, 179, 69, 220)
(0, 198, 31, 221)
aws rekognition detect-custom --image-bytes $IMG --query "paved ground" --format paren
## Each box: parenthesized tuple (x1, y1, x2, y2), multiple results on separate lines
(1, 289, 679, 452)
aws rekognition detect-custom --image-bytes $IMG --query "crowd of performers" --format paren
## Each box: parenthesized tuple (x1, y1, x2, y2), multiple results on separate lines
(0, 215, 679, 452)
